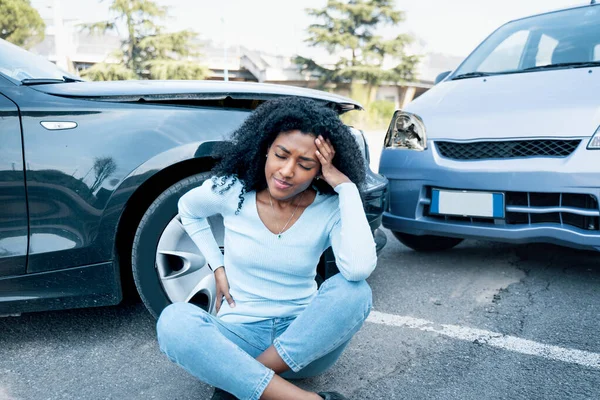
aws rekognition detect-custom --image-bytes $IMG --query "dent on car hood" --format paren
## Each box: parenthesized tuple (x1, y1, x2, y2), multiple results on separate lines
(31, 80, 362, 113)
(405, 68, 600, 140)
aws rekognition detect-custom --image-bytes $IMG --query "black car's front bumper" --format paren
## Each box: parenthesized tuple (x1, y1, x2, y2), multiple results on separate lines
(363, 171, 389, 253)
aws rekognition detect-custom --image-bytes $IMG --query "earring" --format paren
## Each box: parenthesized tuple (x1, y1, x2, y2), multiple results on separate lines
(265, 154, 268, 158)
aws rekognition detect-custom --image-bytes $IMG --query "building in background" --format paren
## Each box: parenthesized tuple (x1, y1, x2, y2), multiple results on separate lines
(31, 18, 121, 74)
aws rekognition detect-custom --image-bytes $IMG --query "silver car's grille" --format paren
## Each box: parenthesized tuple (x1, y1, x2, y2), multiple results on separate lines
(436, 139, 581, 160)
(424, 189, 600, 231)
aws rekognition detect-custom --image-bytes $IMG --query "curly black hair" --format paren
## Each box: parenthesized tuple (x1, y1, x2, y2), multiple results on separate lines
(211, 96, 366, 212)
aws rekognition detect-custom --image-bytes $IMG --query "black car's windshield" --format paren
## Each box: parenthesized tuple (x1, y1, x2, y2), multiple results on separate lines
(0, 38, 80, 83)
(452, 5, 600, 79)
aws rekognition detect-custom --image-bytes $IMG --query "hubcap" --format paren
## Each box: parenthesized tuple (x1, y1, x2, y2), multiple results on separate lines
(155, 214, 224, 314)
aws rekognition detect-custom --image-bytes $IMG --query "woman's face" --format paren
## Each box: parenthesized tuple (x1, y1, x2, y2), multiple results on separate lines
(265, 130, 321, 200)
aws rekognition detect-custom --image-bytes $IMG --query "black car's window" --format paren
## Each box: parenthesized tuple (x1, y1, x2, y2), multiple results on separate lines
(453, 5, 600, 78)
(0, 39, 79, 83)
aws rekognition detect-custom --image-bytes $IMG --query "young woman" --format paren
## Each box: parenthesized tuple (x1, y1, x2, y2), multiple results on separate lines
(156, 97, 377, 400)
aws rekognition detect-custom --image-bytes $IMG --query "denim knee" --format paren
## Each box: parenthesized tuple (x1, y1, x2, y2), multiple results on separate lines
(157, 302, 206, 352)
(324, 274, 372, 316)
(345, 279, 372, 317)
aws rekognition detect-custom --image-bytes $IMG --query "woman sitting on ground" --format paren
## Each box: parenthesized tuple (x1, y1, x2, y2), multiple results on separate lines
(156, 96, 377, 400)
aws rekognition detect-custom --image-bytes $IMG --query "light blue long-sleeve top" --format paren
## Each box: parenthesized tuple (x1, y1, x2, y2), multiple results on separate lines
(177, 176, 377, 324)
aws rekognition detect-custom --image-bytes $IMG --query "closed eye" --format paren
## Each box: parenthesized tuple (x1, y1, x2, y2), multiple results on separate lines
(274, 153, 313, 170)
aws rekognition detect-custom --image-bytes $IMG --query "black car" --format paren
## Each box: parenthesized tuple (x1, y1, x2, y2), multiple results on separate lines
(0, 38, 388, 317)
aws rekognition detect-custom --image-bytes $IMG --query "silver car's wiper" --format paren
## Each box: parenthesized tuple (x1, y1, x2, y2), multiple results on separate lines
(21, 76, 83, 86)
(522, 61, 600, 72)
(451, 71, 496, 80)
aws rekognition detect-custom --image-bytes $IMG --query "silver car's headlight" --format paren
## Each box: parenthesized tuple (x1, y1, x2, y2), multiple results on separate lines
(587, 126, 600, 150)
(384, 111, 427, 151)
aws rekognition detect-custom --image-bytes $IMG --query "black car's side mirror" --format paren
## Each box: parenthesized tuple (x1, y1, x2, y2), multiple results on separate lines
(435, 71, 451, 85)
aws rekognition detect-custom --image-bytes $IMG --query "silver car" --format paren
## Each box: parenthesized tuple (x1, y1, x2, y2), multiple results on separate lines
(379, 2, 600, 252)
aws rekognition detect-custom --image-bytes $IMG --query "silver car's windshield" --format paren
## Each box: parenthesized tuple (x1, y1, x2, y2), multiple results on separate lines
(0, 38, 79, 83)
(453, 5, 600, 78)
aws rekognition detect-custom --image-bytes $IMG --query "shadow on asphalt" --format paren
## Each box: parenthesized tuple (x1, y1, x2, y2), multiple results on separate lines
(382, 236, 600, 275)
(0, 299, 154, 342)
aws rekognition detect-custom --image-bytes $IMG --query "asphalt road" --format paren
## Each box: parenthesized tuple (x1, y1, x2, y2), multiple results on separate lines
(1, 234, 599, 400)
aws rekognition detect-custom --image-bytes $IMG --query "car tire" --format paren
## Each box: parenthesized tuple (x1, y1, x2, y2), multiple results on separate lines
(131, 172, 214, 318)
(392, 231, 463, 252)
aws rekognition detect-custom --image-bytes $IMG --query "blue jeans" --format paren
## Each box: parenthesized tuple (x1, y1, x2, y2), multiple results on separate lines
(156, 273, 372, 400)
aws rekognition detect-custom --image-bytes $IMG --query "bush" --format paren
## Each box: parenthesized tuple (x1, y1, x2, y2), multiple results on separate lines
(368, 100, 395, 127)
(341, 83, 396, 130)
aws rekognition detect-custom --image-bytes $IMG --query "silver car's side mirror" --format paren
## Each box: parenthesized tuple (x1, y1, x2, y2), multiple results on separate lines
(435, 71, 452, 85)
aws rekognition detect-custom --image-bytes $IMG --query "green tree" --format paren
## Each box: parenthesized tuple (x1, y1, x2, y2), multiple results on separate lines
(81, 0, 208, 81)
(296, 0, 419, 104)
(0, 0, 45, 49)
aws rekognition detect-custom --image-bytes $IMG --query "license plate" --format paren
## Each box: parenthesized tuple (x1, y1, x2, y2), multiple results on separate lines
(430, 189, 505, 218)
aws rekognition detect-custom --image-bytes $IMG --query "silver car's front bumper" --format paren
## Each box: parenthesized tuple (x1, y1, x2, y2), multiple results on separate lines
(379, 140, 600, 251)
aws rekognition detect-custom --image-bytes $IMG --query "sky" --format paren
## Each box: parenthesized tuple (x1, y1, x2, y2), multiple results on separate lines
(31, 0, 586, 61)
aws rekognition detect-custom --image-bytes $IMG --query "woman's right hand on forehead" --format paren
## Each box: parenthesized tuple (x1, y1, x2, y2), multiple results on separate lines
(315, 135, 351, 189)
(214, 267, 235, 313)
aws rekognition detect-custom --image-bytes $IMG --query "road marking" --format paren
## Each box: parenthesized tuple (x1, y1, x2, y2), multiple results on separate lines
(367, 310, 600, 369)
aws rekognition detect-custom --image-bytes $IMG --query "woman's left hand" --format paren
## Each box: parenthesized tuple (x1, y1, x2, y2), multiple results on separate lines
(315, 135, 351, 189)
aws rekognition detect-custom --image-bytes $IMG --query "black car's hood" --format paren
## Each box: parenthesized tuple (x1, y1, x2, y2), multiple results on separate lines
(31, 80, 362, 112)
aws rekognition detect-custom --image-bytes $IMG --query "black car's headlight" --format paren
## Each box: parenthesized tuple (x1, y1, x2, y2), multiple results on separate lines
(384, 111, 427, 151)
(587, 126, 600, 150)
